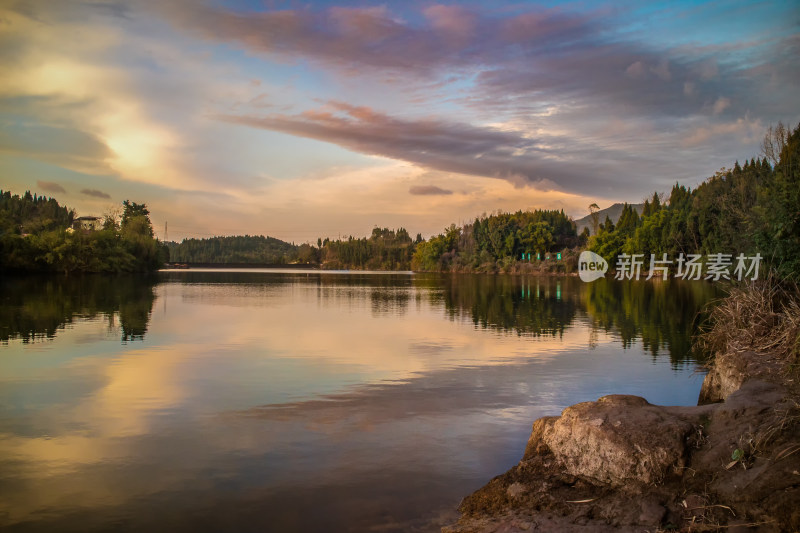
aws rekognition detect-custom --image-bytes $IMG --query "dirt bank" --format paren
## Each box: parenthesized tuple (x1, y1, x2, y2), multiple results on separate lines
(443, 287, 800, 532)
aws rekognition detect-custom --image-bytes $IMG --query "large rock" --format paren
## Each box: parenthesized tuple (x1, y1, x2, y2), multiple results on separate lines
(445, 347, 800, 532)
(526, 395, 695, 486)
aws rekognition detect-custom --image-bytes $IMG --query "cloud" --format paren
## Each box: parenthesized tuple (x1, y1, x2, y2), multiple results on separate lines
(218, 101, 635, 196)
(150, 2, 645, 91)
(695, 59, 719, 81)
(409, 185, 453, 196)
(153, 1, 449, 72)
(36, 180, 66, 193)
(169, 1, 796, 201)
(155, 1, 796, 125)
(80, 188, 111, 199)
(0, 121, 114, 175)
(650, 59, 672, 81)
(0, 2, 280, 196)
(422, 5, 477, 47)
(712, 97, 731, 115)
(625, 61, 646, 79)
(681, 116, 764, 147)
(151, 2, 503, 74)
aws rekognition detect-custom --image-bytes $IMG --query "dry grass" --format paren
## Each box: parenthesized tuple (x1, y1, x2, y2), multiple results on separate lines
(752, 400, 800, 454)
(669, 490, 780, 533)
(697, 275, 800, 364)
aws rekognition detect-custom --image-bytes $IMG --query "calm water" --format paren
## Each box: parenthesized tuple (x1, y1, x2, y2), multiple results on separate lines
(0, 271, 721, 532)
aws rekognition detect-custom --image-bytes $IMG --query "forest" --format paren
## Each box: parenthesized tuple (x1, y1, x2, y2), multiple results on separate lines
(164, 227, 419, 269)
(588, 122, 799, 279)
(166, 235, 297, 265)
(0, 193, 165, 273)
(411, 209, 582, 272)
(312, 227, 420, 270)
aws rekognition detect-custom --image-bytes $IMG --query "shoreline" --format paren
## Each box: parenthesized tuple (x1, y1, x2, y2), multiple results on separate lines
(443, 326, 800, 531)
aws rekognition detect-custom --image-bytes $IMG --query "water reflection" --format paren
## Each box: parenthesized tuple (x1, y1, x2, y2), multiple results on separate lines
(584, 278, 719, 364)
(438, 275, 580, 338)
(0, 271, 722, 532)
(434, 275, 720, 364)
(0, 275, 156, 343)
(0, 272, 721, 363)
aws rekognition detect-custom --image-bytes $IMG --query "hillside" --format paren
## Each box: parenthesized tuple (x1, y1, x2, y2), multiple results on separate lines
(574, 203, 644, 236)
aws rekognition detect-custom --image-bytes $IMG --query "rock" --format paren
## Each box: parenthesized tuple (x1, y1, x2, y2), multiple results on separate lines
(522, 416, 558, 458)
(698, 351, 750, 404)
(698, 350, 784, 405)
(530, 395, 694, 486)
(445, 346, 800, 533)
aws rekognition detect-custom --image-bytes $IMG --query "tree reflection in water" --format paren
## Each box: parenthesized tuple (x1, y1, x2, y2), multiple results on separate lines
(1, 272, 721, 365)
(434, 274, 721, 365)
(0, 275, 156, 343)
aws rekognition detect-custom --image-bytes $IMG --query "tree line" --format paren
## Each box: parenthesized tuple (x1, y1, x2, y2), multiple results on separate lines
(165, 227, 419, 270)
(166, 235, 297, 264)
(167, 211, 582, 272)
(589, 122, 800, 279)
(305, 227, 420, 270)
(411, 209, 583, 273)
(0, 192, 165, 273)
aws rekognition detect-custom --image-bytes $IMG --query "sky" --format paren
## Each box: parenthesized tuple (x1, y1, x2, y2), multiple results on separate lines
(0, 0, 798, 242)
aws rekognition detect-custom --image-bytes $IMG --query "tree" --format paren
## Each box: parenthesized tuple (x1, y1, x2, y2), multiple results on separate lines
(531, 221, 554, 253)
(121, 200, 153, 237)
(753, 122, 800, 277)
(102, 203, 122, 230)
(589, 203, 600, 235)
(761, 121, 788, 169)
(579, 227, 590, 246)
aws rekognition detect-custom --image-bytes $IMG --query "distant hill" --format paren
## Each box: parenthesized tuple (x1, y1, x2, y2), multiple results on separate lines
(574, 203, 644, 236)
(166, 235, 298, 264)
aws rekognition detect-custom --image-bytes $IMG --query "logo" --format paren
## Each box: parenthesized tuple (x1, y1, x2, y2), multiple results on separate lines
(579, 251, 608, 282)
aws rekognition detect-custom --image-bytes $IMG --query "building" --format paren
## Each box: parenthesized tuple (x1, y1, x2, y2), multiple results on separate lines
(73, 216, 102, 232)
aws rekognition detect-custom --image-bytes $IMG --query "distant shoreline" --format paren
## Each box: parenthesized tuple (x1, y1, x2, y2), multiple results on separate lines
(159, 265, 416, 275)
(162, 262, 316, 269)
(160, 264, 573, 276)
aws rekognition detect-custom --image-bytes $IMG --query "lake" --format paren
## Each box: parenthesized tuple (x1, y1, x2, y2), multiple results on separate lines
(0, 271, 721, 532)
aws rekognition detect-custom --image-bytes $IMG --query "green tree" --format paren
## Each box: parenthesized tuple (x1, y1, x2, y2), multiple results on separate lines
(752, 122, 800, 277)
(121, 200, 153, 237)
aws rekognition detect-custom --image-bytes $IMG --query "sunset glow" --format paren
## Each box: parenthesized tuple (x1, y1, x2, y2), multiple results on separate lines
(1, 0, 797, 241)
